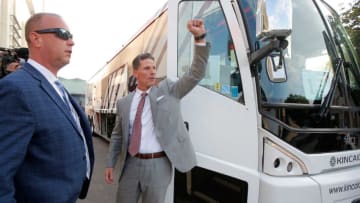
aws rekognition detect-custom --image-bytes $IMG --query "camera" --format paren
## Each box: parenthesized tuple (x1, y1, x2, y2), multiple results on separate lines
(0, 47, 28, 78)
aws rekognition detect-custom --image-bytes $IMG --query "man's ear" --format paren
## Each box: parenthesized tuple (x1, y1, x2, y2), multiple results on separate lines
(133, 70, 138, 79)
(30, 32, 42, 47)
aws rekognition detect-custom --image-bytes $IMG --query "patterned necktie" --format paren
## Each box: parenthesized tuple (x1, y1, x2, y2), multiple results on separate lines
(54, 80, 91, 178)
(55, 81, 77, 121)
(55, 80, 84, 133)
(128, 92, 148, 156)
(55, 81, 72, 111)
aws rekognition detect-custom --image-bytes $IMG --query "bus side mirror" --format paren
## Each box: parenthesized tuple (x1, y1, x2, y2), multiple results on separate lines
(266, 52, 287, 82)
(249, 29, 291, 83)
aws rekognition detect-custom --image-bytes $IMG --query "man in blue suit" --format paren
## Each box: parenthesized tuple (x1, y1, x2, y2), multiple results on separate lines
(0, 13, 94, 203)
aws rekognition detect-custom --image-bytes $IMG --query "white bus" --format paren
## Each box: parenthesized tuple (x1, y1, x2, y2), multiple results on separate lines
(87, 0, 360, 202)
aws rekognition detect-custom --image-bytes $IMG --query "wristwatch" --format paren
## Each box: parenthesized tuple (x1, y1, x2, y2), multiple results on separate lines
(194, 33, 206, 41)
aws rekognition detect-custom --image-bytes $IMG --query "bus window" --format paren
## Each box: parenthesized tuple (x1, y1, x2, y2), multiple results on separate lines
(178, 0, 244, 103)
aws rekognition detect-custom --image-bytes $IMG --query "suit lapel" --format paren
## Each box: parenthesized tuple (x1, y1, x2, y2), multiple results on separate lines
(42, 81, 81, 134)
(68, 95, 88, 135)
(123, 93, 134, 144)
(23, 64, 81, 134)
(149, 88, 158, 127)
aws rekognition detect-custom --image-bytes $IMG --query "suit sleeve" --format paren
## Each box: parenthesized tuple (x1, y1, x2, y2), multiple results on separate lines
(107, 99, 123, 168)
(0, 80, 34, 202)
(169, 42, 211, 98)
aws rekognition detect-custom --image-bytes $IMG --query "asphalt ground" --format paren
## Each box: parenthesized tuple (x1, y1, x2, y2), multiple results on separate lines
(78, 136, 118, 203)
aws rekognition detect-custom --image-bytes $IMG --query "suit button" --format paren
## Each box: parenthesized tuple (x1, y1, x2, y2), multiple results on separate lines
(83, 155, 86, 160)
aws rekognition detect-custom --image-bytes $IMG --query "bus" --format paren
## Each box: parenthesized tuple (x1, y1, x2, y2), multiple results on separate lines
(86, 0, 360, 202)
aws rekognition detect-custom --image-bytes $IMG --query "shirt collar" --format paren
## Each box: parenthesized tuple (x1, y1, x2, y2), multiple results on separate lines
(135, 87, 151, 96)
(27, 59, 59, 84)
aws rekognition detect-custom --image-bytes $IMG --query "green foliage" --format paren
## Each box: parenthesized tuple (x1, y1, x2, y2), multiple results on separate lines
(341, 0, 360, 57)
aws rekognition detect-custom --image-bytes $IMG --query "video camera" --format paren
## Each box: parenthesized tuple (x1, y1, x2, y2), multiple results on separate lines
(0, 47, 29, 78)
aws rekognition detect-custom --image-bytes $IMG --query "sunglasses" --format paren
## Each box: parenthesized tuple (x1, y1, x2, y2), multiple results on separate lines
(35, 28, 73, 40)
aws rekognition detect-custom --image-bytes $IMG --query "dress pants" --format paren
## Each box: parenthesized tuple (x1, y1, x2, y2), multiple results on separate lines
(116, 155, 172, 203)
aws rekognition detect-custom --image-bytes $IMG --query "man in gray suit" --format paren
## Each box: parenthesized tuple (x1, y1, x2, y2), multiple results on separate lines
(105, 19, 210, 203)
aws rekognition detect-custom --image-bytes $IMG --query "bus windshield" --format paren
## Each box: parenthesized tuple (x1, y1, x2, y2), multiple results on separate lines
(260, 0, 338, 104)
(250, 0, 360, 153)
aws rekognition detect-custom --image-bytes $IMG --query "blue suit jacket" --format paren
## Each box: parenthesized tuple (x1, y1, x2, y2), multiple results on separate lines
(0, 64, 94, 203)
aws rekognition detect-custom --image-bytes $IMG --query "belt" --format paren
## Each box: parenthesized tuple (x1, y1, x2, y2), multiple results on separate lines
(134, 151, 166, 159)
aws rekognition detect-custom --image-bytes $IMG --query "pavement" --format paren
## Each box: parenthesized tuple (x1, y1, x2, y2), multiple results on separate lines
(78, 136, 117, 203)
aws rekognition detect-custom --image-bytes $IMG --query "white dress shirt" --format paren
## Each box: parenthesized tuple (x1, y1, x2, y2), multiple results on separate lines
(130, 88, 163, 153)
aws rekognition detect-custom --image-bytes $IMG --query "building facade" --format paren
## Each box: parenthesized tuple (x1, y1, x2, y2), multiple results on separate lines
(0, 0, 38, 48)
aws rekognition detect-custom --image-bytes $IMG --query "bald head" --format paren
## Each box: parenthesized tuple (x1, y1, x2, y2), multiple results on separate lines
(25, 13, 61, 44)
(24, 12, 74, 75)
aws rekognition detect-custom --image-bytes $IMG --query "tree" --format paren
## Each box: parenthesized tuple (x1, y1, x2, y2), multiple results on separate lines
(341, 0, 360, 58)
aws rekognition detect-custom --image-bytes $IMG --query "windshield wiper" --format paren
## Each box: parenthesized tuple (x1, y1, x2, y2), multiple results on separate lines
(319, 58, 343, 118)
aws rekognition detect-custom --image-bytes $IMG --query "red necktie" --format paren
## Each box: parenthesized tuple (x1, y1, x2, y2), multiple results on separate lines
(128, 93, 147, 156)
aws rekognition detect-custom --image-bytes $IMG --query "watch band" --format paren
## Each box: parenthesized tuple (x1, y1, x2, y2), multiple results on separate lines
(194, 33, 206, 41)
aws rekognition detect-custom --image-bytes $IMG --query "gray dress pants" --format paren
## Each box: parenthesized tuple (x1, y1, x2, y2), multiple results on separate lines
(116, 155, 172, 203)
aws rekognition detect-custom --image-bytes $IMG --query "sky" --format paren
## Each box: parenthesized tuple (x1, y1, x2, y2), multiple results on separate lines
(36, 0, 167, 80)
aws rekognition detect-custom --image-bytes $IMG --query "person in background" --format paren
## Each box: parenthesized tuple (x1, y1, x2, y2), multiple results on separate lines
(127, 75, 137, 92)
(0, 13, 94, 203)
(0, 48, 28, 78)
(5, 60, 21, 73)
(105, 19, 210, 203)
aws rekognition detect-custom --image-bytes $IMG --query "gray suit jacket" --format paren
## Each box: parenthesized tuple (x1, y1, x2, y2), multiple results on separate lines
(108, 43, 210, 176)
